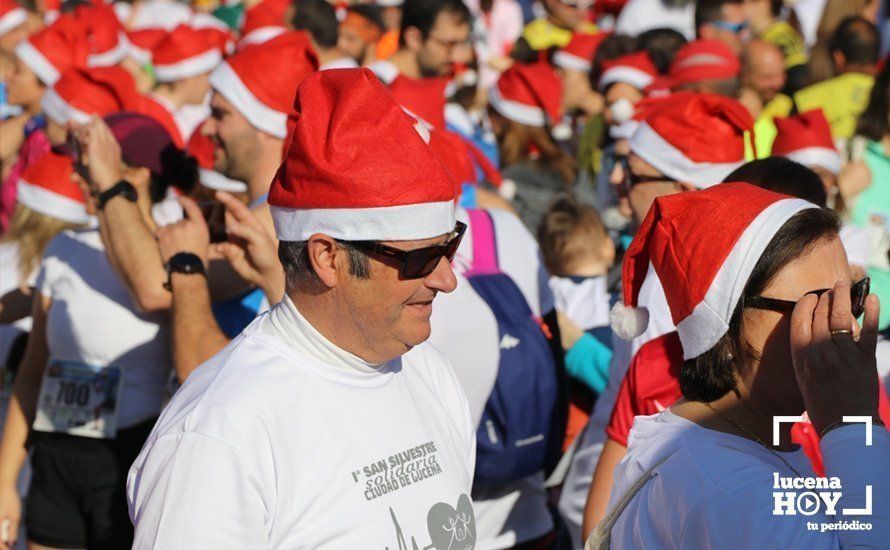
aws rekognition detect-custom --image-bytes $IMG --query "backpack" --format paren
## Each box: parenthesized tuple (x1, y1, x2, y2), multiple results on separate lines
(465, 208, 564, 487)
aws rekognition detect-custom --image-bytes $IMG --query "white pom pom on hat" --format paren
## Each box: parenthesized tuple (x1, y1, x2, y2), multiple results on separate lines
(610, 302, 649, 340)
(498, 178, 517, 200)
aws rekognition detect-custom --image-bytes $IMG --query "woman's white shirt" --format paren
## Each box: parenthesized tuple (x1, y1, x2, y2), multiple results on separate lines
(35, 228, 172, 429)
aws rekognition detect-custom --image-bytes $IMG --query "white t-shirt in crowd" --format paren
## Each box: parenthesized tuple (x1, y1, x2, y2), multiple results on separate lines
(549, 274, 611, 331)
(35, 228, 171, 429)
(128, 296, 477, 549)
(607, 410, 890, 548)
(557, 268, 673, 549)
(614, 0, 696, 39)
(0, 242, 34, 368)
(429, 207, 555, 549)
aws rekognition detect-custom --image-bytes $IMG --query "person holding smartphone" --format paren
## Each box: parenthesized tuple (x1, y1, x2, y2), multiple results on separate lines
(0, 112, 196, 550)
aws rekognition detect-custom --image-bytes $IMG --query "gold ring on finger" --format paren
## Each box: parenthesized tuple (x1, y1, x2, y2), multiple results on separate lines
(830, 329, 853, 336)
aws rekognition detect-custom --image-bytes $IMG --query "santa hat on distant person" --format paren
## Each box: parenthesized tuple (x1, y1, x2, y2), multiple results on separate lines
(152, 25, 225, 82)
(0, 2, 27, 36)
(668, 39, 740, 88)
(238, 0, 289, 49)
(611, 182, 816, 358)
(489, 62, 572, 141)
(269, 68, 457, 241)
(14, 17, 90, 86)
(17, 152, 90, 224)
(187, 123, 248, 193)
(188, 12, 235, 54)
(125, 28, 166, 65)
(553, 32, 608, 73)
(41, 67, 138, 125)
(599, 51, 658, 91)
(629, 92, 754, 187)
(772, 109, 841, 175)
(209, 32, 318, 139)
(75, 3, 129, 67)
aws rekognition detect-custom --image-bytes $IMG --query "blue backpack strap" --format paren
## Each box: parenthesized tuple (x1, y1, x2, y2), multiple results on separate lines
(466, 208, 500, 275)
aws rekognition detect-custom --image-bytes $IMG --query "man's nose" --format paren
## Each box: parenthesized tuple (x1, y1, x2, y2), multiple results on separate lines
(425, 256, 458, 294)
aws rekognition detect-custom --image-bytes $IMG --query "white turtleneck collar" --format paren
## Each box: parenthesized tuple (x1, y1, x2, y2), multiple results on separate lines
(260, 294, 384, 375)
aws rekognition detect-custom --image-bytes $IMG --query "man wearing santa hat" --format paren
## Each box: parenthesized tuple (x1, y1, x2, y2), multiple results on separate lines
(127, 68, 476, 547)
(558, 92, 755, 545)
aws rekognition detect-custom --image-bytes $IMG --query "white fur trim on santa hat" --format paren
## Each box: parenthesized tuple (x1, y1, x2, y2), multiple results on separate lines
(610, 301, 650, 339)
(553, 51, 590, 73)
(498, 178, 517, 200)
(271, 200, 457, 241)
(17, 180, 90, 224)
(0, 7, 26, 36)
(488, 84, 546, 127)
(154, 48, 222, 82)
(786, 146, 842, 176)
(375, 0, 404, 7)
(238, 26, 287, 49)
(209, 61, 288, 139)
(199, 168, 248, 193)
(40, 88, 92, 126)
(630, 121, 745, 188)
(676, 197, 816, 360)
(88, 33, 130, 67)
(599, 66, 654, 92)
(15, 40, 61, 86)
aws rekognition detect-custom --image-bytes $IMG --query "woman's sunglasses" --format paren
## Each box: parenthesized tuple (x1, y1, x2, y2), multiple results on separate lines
(615, 155, 675, 195)
(338, 221, 467, 280)
(745, 277, 870, 319)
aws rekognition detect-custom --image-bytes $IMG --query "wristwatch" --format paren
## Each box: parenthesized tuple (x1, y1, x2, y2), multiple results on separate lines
(164, 252, 207, 291)
(96, 180, 137, 210)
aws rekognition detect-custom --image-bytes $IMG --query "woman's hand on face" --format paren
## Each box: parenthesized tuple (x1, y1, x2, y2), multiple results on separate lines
(790, 281, 881, 435)
(78, 117, 123, 193)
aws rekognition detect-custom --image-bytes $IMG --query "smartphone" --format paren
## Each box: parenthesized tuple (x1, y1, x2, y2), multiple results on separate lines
(199, 201, 227, 244)
(66, 131, 89, 180)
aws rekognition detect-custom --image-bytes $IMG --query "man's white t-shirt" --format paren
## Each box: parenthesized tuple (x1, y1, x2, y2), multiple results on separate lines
(557, 268, 673, 548)
(128, 296, 477, 549)
(429, 207, 555, 549)
(607, 410, 890, 548)
(35, 228, 171, 429)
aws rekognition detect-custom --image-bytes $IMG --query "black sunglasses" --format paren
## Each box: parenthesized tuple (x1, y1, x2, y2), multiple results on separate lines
(616, 155, 675, 194)
(746, 277, 870, 319)
(339, 221, 467, 280)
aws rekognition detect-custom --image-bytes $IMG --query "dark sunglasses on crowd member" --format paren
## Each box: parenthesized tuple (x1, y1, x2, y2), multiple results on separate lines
(338, 221, 467, 280)
(746, 277, 870, 319)
(616, 154, 676, 194)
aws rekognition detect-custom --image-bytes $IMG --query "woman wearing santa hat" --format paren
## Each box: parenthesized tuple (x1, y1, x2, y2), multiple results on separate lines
(588, 182, 889, 548)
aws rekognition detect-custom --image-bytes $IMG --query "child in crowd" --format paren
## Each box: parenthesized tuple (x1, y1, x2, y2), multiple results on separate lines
(539, 196, 616, 444)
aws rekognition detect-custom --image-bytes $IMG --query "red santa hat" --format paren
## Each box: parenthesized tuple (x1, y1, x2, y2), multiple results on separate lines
(553, 32, 608, 73)
(209, 32, 318, 139)
(14, 17, 90, 86)
(0, 2, 27, 36)
(152, 25, 224, 82)
(668, 39, 740, 88)
(41, 67, 138, 126)
(489, 62, 571, 140)
(612, 182, 816, 359)
(17, 152, 90, 224)
(772, 109, 841, 175)
(629, 92, 753, 188)
(188, 12, 235, 54)
(239, 0, 289, 49)
(74, 3, 129, 68)
(599, 51, 658, 92)
(125, 28, 166, 65)
(269, 68, 457, 241)
(186, 123, 248, 193)
(388, 74, 450, 128)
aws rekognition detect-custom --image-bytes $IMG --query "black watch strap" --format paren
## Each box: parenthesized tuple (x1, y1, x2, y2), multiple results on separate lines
(97, 180, 138, 210)
(164, 252, 207, 291)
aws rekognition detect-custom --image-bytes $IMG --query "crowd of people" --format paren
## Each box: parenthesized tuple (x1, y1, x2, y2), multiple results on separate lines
(0, 0, 888, 548)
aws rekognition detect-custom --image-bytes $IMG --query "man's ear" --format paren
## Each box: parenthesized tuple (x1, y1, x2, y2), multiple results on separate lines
(832, 50, 846, 72)
(402, 26, 423, 52)
(306, 234, 345, 288)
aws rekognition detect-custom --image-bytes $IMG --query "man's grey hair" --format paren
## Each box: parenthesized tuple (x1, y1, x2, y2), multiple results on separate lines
(278, 240, 372, 290)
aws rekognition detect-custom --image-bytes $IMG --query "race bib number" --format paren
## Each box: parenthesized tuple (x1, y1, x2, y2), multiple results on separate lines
(33, 359, 123, 439)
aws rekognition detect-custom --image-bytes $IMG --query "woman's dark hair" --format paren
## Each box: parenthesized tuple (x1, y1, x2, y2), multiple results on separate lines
(637, 28, 687, 74)
(723, 157, 827, 207)
(147, 152, 199, 204)
(855, 57, 890, 141)
(679, 207, 841, 402)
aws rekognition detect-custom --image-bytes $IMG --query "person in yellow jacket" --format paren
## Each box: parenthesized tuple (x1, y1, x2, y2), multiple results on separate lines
(794, 16, 879, 142)
(521, 0, 597, 52)
(738, 40, 793, 156)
